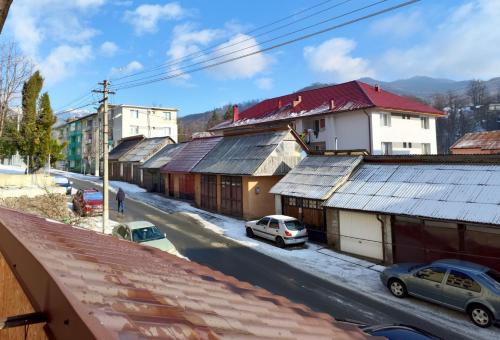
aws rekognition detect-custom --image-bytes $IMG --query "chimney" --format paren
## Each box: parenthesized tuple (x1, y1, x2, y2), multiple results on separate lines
(232, 104, 239, 122)
(374, 84, 381, 92)
(329, 99, 335, 110)
(293, 95, 302, 108)
(278, 99, 282, 109)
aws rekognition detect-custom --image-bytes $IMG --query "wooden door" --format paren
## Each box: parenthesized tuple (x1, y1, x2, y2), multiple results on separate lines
(201, 175, 217, 211)
(221, 176, 242, 217)
(168, 174, 174, 197)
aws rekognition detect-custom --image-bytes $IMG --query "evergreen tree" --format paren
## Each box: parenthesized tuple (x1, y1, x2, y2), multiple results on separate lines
(207, 110, 220, 128)
(223, 105, 233, 121)
(0, 117, 18, 161)
(36, 92, 57, 167)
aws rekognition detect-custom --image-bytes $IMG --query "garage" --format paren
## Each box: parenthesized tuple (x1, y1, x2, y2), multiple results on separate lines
(221, 176, 242, 217)
(283, 196, 326, 242)
(201, 175, 217, 211)
(339, 210, 383, 261)
(179, 174, 195, 200)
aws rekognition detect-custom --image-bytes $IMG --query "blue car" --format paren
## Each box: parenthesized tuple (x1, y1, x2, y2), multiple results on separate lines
(380, 259, 500, 327)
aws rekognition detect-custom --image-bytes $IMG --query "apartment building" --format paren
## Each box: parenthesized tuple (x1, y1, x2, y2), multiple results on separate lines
(212, 81, 444, 155)
(107, 104, 178, 147)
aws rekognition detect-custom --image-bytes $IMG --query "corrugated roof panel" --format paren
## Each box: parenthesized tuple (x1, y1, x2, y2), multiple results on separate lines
(373, 182, 400, 197)
(344, 194, 371, 210)
(339, 180, 366, 194)
(461, 203, 500, 225)
(445, 185, 483, 203)
(324, 193, 355, 208)
(474, 186, 500, 205)
(119, 137, 172, 162)
(486, 172, 500, 185)
(349, 165, 379, 181)
(356, 181, 384, 195)
(141, 144, 186, 169)
(109, 135, 145, 161)
(161, 137, 223, 173)
(414, 183, 453, 201)
(368, 165, 398, 182)
(456, 170, 491, 185)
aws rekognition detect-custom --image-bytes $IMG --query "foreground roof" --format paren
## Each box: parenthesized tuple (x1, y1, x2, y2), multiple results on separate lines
(450, 130, 500, 151)
(0, 207, 370, 339)
(109, 135, 145, 161)
(270, 155, 362, 200)
(140, 143, 186, 169)
(191, 131, 303, 176)
(213, 80, 444, 130)
(325, 163, 500, 225)
(161, 136, 223, 173)
(119, 137, 174, 163)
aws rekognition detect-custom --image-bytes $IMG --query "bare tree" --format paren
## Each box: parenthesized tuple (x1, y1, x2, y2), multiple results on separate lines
(466, 79, 487, 106)
(0, 42, 33, 136)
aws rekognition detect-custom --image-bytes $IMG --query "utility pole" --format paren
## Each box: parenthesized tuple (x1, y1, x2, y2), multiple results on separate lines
(93, 80, 115, 233)
(94, 113, 99, 177)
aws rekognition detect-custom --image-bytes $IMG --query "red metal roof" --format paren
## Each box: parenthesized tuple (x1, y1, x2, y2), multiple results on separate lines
(161, 136, 223, 173)
(0, 206, 373, 339)
(450, 130, 500, 151)
(214, 81, 443, 130)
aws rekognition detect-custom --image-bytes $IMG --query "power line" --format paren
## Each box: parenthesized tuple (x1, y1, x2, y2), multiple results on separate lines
(112, 0, 388, 88)
(54, 101, 99, 116)
(54, 90, 94, 113)
(110, 0, 346, 82)
(113, 0, 421, 91)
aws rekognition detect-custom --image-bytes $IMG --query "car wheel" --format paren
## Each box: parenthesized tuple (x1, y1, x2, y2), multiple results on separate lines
(276, 237, 285, 248)
(246, 227, 254, 238)
(468, 304, 493, 328)
(388, 279, 407, 298)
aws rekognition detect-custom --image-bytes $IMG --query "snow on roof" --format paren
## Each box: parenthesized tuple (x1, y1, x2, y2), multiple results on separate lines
(270, 155, 362, 200)
(324, 163, 500, 225)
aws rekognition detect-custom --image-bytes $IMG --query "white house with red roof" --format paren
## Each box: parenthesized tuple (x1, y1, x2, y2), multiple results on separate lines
(212, 81, 444, 155)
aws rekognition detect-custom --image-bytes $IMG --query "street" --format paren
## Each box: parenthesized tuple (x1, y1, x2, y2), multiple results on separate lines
(72, 177, 477, 340)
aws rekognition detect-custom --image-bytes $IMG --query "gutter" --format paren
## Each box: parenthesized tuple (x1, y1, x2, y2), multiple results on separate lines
(362, 110, 373, 154)
(376, 214, 386, 264)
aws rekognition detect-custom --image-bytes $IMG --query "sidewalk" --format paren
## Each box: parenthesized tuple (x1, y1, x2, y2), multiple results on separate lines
(53, 170, 499, 339)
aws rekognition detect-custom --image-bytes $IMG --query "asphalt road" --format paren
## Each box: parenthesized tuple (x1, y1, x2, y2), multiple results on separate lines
(71, 177, 480, 340)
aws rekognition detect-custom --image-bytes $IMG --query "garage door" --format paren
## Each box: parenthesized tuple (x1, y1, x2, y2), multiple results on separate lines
(339, 211, 383, 260)
(221, 176, 242, 217)
(201, 175, 217, 211)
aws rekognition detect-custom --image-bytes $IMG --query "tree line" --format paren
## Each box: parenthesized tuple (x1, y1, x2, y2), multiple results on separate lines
(0, 42, 64, 173)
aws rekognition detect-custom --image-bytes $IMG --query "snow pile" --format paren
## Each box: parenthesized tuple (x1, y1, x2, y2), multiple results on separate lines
(73, 216, 120, 235)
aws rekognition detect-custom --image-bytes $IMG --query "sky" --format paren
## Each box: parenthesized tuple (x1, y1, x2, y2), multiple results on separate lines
(2, 0, 500, 117)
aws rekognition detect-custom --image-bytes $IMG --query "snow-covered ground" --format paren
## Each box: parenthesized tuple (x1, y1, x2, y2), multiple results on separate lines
(54, 170, 499, 339)
(0, 164, 25, 174)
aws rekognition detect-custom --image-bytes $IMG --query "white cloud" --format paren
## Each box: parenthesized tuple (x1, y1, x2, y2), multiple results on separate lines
(100, 41, 119, 57)
(255, 77, 273, 90)
(371, 11, 422, 38)
(304, 38, 374, 82)
(125, 2, 186, 35)
(377, 0, 500, 79)
(40, 45, 93, 86)
(110, 61, 143, 76)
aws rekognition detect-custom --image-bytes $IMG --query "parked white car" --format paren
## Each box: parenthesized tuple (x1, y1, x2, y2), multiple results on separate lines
(245, 215, 308, 248)
(112, 221, 182, 257)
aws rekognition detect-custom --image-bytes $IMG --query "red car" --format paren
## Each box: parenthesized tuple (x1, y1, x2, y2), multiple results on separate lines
(72, 188, 103, 216)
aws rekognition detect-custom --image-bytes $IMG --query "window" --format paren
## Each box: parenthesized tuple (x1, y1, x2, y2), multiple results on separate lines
(408, 142, 412, 148)
(319, 118, 325, 129)
(402, 114, 411, 120)
(314, 120, 320, 133)
(269, 219, 280, 229)
(381, 113, 391, 127)
(381, 142, 393, 155)
(421, 116, 430, 129)
(130, 125, 139, 135)
(403, 142, 407, 148)
(422, 143, 431, 155)
(163, 111, 172, 120)
(286, 197, 297, 206)
(403, 142, 413, 149)
(257, 217, 270, 226)
(446, 270, 481, 292)
(415, 267, 447, 283)
(130, 109, 139, 119)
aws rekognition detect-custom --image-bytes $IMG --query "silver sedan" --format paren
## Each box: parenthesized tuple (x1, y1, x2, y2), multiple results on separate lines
(380, 259, 500, 328)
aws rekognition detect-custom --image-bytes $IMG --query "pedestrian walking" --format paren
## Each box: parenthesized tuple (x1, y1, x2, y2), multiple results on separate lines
(116, 188, 125, 214)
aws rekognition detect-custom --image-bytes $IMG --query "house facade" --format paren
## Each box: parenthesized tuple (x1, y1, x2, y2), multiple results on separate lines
(140, 143, 185, 193)
(107, 104, 179, 146)
(108, 135, 145, 181)
(450, 130, 500, 154)
(212, 81, 443, 155)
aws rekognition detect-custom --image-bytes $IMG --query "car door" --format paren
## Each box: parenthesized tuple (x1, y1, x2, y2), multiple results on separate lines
(267, 219, 281, 240)
(407, 266, 448, 303)
(441, 270, 482, 310)
(253, 217, 270, 238)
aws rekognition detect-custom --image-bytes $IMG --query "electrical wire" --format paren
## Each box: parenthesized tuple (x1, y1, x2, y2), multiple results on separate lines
(54, 101, 99, 116)
(112, 0, 421, 91)
(111, 0, 389, 88)
(110, 0, 347, 82)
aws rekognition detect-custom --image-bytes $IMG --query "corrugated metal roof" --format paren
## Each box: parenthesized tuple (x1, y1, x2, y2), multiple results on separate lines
(161, 136, 223, 173)
(270, 155, 362, 200)
(0, 207, 372, 339)
(192, 131, 302, 176)
(109, 135, 145, 161)
(119, 137, 174, 163)
(140, 143, 186, 169)
(325, 163, 500, 225)
(450, 130, 500, 151)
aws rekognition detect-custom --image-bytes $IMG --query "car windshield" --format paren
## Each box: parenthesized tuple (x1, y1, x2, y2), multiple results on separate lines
(284, 219, 305, 230)
(486, 270, 500, 284)
(132, 226, 164, 243)
(83, 192, 102, 200)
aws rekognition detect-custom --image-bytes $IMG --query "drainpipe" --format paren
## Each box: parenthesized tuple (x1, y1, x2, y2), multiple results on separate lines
(363, 110, 373, 154)
(376, 214, 386, 263)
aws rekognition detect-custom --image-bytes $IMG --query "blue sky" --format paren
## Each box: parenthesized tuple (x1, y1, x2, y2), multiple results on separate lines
(2, 0, 499, 117)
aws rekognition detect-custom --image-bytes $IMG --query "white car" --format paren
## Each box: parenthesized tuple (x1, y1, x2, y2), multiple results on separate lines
(245, 215, 308, 248)
(112, 221, 182, 257)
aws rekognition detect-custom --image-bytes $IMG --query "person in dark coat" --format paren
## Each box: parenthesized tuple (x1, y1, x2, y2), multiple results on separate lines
(116, 188, 125, 214)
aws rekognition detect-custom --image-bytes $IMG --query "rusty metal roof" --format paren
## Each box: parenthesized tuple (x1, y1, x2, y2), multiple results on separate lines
(270, 155, 362, 200)
(0, 207, 372, 339)
(140, 144, 186, 169)
(109, 135, 145, 161)
(325, 163, 500, 225)
(450, 130, 500, 152)
(161, 137, 223, 173)
(118, 137, 174, 163)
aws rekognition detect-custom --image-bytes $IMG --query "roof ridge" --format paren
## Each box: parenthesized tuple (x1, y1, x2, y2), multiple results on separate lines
(353, 80, 377, 107)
